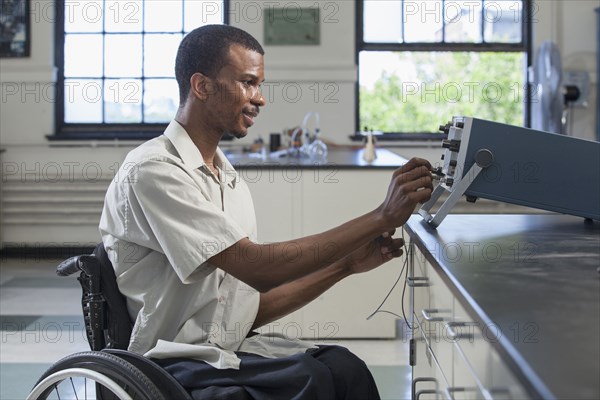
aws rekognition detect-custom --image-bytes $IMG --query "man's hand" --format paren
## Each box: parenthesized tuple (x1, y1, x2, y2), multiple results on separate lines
(377, 157, 433, 229)
(345, 229, 405, 275)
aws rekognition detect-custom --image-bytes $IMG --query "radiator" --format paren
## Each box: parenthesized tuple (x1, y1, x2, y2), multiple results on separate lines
(0, 176, 111, 247)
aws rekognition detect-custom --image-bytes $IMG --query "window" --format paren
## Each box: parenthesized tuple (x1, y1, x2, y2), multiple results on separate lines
(357, 0, 532, 138)
(54, 0, 227, 139)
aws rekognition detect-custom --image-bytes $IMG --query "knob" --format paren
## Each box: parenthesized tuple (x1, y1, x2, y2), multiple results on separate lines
(438, 121, 452, 134)
(442, 140, 461, 152)
(475, 149, 494, 168)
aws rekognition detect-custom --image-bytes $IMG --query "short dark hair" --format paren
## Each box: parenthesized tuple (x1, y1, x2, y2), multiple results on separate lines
(175, 24, 264, 105)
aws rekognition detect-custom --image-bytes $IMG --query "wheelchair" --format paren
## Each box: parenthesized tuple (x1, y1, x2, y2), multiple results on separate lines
(27, 244, 193, 400)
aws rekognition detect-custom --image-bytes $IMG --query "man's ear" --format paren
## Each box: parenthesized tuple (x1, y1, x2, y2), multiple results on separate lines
(190, 72, 214, 101)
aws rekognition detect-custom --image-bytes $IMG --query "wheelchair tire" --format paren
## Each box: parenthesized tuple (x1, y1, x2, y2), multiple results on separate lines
(28, 351, 166, 400)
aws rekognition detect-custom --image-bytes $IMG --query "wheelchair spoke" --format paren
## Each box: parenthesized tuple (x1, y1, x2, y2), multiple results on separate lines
(29, 351, 166, 400)
(69, 378, 78, 400)
(53, 384, 61, 400)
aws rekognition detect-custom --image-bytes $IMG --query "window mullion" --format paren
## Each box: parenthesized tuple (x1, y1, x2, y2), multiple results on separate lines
(401, 0, 405, 43)
(360, 42, 526, 52)
(481, 0, 486, 43)
(55, 0, 66, 134)
(101, 0, 107, 123)
(57, 0, 225, 138)
(357, 0, 529, 135)
(441, 0, 446, 43)
(141, 0, 146, 123)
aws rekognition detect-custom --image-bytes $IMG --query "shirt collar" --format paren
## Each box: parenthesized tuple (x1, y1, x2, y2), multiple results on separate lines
(164, 120, 239, 187)
(215, 147, 239, 188)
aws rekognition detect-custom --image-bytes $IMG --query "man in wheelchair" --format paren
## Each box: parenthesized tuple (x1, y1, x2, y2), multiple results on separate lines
(98, 24, 433, 399)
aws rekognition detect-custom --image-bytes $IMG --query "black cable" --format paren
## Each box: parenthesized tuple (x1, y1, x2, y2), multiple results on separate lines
(400, 254, 413, 330)
(366, 227, 413, 330)
(365, 255, 406, 320)
(569, 103, 575, 136)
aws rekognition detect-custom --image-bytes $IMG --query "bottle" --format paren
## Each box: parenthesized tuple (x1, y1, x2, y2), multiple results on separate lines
(309, 129, 328, 161)
(362, 132, 377, 163)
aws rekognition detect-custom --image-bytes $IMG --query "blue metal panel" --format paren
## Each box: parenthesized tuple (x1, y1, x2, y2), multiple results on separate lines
(462, 118, 600, 220)
(597, 8, 600, 142)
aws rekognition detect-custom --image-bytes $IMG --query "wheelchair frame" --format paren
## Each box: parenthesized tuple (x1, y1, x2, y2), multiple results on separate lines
(27, 244, 192, 400)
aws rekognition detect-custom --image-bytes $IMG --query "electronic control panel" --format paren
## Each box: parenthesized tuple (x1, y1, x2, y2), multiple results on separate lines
(419, 117, 600, 227)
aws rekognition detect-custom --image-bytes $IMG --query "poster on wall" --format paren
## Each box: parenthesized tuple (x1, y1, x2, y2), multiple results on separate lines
(0, 0, 30, 58)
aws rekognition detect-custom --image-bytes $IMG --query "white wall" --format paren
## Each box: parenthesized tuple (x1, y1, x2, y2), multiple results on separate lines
(0, 0, 598, 246)
(229, 0, 357, 143)
(1, 0, 597, 146)
(1, 0, 56, 145)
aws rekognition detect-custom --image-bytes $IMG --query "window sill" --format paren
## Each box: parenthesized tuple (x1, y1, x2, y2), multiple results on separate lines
(349, 133, 447, 142)
(47, 131, 235, 141)
(47, 132, 161, 141)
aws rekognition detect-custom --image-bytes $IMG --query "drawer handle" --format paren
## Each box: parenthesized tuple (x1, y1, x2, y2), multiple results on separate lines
(484, 387, 513, 400)
(446, 321, 477, 340)
(412, 377, 437, 400)
(408, 276, 431, 287)
(421, 308, 451, 322)
(444, 387, 480, 400)
(416, 389, 443, 399)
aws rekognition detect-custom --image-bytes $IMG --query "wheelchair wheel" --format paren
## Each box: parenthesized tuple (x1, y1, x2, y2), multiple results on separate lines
(28, 351, 166, 400)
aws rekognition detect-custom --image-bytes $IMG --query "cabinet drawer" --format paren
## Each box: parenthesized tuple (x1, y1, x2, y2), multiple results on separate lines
(452, 300, 529, 399)
(452, 299, 491, 383)
(413, 260, 453, 339)
(415, 260, 454, 384)
(488, 350, 530, 400)
(413, 319, 450, 400)
(450, 346, 487, 400)
(412, 319, 441, 400)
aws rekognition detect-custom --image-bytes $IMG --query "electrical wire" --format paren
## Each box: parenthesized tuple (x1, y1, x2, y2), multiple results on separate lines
(569, 103, 575, 136)
(366, 227, 413, 329)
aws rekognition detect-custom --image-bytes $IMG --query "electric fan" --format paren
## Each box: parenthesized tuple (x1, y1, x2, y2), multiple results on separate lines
(531, 40, 581, 134)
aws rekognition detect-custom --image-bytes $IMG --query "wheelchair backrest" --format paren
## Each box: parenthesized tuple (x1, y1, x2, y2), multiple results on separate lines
(92, 243, 133, 351)
(57, 244, 132, 351)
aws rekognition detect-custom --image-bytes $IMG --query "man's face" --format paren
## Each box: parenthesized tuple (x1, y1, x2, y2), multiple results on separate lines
(206, 44, 266, 139)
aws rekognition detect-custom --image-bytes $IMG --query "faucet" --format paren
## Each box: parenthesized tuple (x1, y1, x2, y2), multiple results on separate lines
(288, 127, 304, 157)
(288, 112, 323, 158)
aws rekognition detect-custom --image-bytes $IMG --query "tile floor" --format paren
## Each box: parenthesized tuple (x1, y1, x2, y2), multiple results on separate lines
(0, 257, 411, 400)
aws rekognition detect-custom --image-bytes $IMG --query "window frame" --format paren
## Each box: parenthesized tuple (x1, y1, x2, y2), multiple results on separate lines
(354, 0, 534, 140)
(51, 0, 230, 140)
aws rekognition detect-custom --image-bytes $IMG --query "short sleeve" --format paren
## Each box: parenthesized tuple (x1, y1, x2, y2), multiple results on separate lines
(124, 158, 247, 283)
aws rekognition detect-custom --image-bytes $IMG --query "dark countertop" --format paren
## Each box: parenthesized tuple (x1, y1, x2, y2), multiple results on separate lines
(223, 148, 408, 169)
(405, 214, 600, 400)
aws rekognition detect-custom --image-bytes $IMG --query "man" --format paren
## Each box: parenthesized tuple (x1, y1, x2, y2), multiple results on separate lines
(100, 24, 433, 399)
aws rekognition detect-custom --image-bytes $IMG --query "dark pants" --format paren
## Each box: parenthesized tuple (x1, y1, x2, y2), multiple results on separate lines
(154, 345, 381, 400)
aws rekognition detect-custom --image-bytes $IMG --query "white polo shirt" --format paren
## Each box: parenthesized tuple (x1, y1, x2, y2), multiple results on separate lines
(99, 120, 313, 369)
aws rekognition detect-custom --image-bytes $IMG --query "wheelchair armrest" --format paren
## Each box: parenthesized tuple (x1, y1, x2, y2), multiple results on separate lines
(56, 255, 100, 277)
(56, 256, 84, 276)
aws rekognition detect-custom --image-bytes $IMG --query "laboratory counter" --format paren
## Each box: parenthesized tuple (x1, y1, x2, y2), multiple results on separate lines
(223, 148, 408, 169)
(405, 214, 600, 399)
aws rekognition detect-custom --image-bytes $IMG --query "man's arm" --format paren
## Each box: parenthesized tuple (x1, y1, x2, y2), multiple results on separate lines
(251, 231, 405, 329)
(208, 157, 432, 293)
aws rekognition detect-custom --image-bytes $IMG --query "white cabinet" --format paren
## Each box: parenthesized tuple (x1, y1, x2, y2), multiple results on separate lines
(243, 167, 401, 339)
(240, 167, 303, 243)
(410, 245, 529, 400)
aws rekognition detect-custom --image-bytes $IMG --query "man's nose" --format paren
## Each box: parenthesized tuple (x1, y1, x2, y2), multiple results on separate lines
(251, 86, 266, 107)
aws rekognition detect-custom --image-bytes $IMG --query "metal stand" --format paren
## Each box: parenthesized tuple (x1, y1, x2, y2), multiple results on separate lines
(418, 163, 484, 228)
